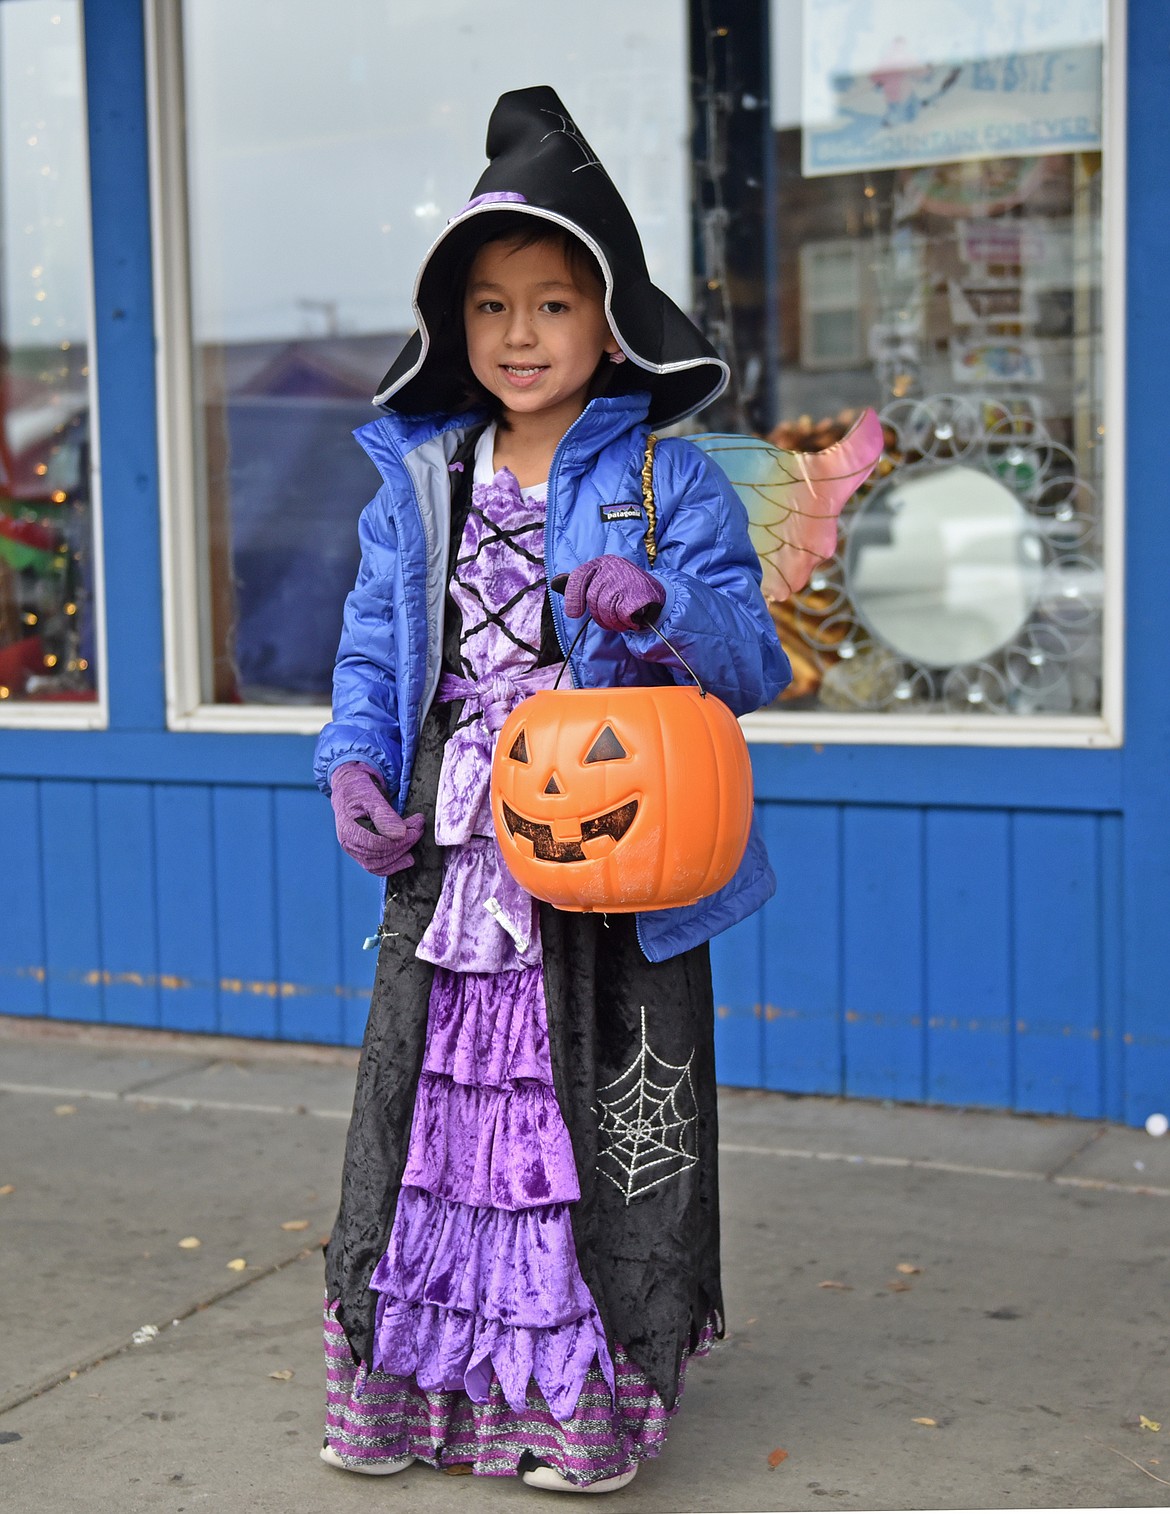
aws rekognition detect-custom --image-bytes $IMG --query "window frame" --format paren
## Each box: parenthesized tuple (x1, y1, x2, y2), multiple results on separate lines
(148, 0, 1125, 747)
(0, 0, 109, 732)
(148, 0, 325, 734)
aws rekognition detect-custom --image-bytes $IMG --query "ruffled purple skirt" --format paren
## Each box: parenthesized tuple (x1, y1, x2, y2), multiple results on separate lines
(366, 948, 615, 1420)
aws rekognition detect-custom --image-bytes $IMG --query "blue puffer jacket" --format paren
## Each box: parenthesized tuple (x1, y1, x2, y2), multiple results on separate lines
(314, 391, 791, 962)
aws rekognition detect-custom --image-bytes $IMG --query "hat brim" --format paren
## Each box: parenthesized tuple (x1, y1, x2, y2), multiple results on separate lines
(373, 203, 729, 429)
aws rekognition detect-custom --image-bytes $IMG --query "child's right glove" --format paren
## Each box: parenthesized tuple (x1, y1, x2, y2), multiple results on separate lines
(562, 554, 666, 632)
(329, 762, 425, 876)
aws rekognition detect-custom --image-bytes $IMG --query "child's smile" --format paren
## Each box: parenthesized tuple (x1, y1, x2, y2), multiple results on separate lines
(501, 361, 549, 388)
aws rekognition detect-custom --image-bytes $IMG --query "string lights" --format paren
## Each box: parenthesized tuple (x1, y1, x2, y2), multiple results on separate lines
(0, 0, 94, 703)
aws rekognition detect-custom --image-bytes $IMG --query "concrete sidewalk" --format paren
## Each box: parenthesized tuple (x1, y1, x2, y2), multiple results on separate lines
(0, 1018, 1167, 1513)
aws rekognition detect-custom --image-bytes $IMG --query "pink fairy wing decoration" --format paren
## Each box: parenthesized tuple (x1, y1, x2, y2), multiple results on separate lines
(689, 408, 884, 603)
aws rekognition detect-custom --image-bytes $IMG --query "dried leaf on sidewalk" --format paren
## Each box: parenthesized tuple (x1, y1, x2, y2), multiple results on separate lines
(886, 1280, 912, 1292)
(178, 1237, 201, 1249)
(1140, 1416, 1161, 1432)
(442, 1464, 474, 1476)
(269, 1369, 294, 1381)
(54, 1104, 76, 1115)
(896, 1263, 922, 1275)
(911, 1417, 938, 1428)
(226, 1258, 247, 1272)
(818, 1280, 852, 1290)
(281, 1220, 310, 1232)
(0, 1184, 14, 1196)
(768, 1448, 789, 1468)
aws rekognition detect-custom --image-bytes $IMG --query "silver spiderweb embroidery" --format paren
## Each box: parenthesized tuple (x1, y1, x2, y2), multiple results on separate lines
(595, 1007, 699, 1203)
(539, 108, 604, 174)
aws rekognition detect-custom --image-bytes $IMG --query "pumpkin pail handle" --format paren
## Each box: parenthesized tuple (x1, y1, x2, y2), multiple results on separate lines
(552, 616, 591, 691)
(549, 574, 706, 697)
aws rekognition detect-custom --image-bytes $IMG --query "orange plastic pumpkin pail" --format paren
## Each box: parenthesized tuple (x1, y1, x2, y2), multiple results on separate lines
(490, 678, 754, 913)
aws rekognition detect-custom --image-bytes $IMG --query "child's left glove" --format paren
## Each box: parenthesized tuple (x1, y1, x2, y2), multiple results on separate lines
(562, 555, 666, 632)
(329, 762, 425, 876)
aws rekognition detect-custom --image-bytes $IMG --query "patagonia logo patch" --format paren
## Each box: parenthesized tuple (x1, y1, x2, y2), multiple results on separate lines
(599, 502, 645, 523)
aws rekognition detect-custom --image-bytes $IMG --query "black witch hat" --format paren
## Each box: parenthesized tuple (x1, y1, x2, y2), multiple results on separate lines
(373, 86, 729, 428)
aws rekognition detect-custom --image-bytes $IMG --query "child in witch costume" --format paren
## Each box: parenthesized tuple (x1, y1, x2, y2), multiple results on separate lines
(314, 86, 790, 1492)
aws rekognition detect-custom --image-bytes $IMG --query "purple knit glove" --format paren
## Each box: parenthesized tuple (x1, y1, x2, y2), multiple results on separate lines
(562, 555, 666, 632)
(329, 763, 425, 877)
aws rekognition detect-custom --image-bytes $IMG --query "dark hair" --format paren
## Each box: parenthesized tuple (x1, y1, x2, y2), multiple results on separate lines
(428, 212, 640, 423)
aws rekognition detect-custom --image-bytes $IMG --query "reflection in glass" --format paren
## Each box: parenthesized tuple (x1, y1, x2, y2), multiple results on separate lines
(179, 0, 687, 704)
(847, 465, 1042, 667)
(0, 0, 96, 705)
(748, 0, 1108, 718)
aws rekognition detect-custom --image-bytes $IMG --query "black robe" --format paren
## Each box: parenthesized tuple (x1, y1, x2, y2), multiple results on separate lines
(325, 433, 722, 1408)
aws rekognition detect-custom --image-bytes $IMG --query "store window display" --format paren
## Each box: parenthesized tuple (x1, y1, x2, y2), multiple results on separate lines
(755, 0, 1108, 719)
(0, 0, 97, 708)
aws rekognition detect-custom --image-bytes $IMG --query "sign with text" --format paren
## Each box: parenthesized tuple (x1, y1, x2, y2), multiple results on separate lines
(802, 0, 1104, 177)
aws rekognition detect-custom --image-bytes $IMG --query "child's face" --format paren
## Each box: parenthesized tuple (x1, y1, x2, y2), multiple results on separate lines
(464, 235, 618, 429)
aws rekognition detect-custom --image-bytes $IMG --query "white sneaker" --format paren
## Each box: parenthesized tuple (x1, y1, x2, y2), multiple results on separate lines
(320, 1442, 415, 1475)
(522, 1463, 638, 1494)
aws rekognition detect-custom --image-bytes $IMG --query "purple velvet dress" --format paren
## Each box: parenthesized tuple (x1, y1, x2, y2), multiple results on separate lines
(324, 432, 712, 1483)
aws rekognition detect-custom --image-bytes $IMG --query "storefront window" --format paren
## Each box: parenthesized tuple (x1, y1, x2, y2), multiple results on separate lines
(0, 0, 98, 708)
(753, 0, 1108, 720)
(168, 0, 688, 709)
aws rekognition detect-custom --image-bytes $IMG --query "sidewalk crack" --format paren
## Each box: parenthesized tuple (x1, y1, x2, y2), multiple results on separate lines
(1044, 1124, 1107, 1181)
(0, 1242, 319, 1419)
(117, 1059, 219, 1097)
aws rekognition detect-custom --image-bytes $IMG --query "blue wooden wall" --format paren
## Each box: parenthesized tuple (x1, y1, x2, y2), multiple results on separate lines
(712, 797, 1125, 1122)
(0, 775, 1129, 1122)
(1, 0, 1167, 1131)
(0, 776, 380, 1048)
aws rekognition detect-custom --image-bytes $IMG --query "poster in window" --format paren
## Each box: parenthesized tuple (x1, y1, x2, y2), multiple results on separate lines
(801, 0, 1104, 177)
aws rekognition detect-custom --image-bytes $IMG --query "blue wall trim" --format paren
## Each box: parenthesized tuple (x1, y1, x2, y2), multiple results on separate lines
(1118, 0, 1170, 1127)
(0, 728, 1123, 810)
(83, 0, 165, 731)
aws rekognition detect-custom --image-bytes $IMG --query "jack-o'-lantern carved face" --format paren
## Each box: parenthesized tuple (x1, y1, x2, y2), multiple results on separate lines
(490, 686, 753, 912)
(499, 720, 638, 864)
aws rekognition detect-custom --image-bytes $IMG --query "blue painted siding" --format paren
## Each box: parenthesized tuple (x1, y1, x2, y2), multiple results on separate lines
(1012, 814, 1104, 1118)
(1099, 815, 1125, 1125)
(0, 776, 382, 1039)
(40, 781, 104, 1023)
(761, 802, 842, 1095)
(710, 909, 763, 1088)
(212, 787, 280, 1039)
(0, 781, 47, 1018)
(842, 807, 925, 1102)
(154, 785, 219, 1033)
(272, 788, 344, 1045)
(924, 809, 1013, 1111)
(95, 783, 160, 1028)
(1, 773, 1142, 1124)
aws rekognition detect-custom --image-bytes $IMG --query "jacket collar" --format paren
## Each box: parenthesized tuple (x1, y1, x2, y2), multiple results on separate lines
(557, 392, 650, 466)
(357, 390, 650, 473)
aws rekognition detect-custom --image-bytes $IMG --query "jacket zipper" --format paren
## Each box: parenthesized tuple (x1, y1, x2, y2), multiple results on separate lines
(544, 421, 579, 687)
(546, 409, 652, 960)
